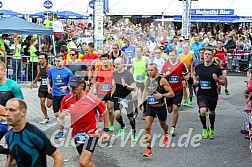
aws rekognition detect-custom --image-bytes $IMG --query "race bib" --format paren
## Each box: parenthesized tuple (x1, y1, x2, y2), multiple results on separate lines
(75, 132, 89, 144)
(147, 95, 159, 104)
(136, 75, 145, 81)
(169, 76, 179, 83)
(118, 98, 129, 108)
(41, 78, 47, 86)
(100, 84, 111, 91)
(200, 81, 211, 89)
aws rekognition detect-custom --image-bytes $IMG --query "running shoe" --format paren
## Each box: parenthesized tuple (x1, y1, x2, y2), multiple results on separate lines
(143, 148, 152, 157)
(183, 101, 188, 106)
(99, 115, 103, 122)
(208, 127, 215, 139)
(202, 128, 208, 139)
(131, 132, 138, 142)
(218, 95, 221, 101)
(108, 125, 114, 132)
(142, 112, 146, 120)
(240, 130, 249, 134)
(163, 134, 169, 146)
(133, 109, 138, 119)
(55, 131, 64, 139)
(225, 89, 230, 95)
(40, 118, 49, 125)
(170, 127, 176, 137)
(118, 125, 126, 137)
(189, 99, 193, 105)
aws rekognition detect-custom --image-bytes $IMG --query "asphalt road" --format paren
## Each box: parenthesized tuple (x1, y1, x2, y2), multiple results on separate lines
(1, 76, 252, 167)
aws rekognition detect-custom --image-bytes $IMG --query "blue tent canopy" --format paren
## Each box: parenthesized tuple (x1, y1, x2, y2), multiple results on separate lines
(30, 11, 56, 18)
(0, 9, 24, 18)
(0, 17, 53, 35)
(174, 15, 239, 23)
(57, 11, 87, 19)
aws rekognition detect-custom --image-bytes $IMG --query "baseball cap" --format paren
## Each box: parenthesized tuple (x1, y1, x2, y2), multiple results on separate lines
(69, 76, 85, 88)
(72, 36, 78, 41)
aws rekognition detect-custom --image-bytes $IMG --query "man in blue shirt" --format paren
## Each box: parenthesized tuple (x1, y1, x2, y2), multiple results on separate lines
(121, 37, 135, 70)
(47, 53, 73, 139)
(191, 35, 204, 59)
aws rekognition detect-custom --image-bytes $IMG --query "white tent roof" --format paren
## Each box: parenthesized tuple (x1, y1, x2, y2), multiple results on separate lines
(108, 0, 252, 16)
(0, 0, 251, 17)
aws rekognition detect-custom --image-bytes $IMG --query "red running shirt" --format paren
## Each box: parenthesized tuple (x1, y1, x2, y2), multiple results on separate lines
(60, 93, 106, 137)
(97, 65, 114, 95)
(161, 60, 187, 92)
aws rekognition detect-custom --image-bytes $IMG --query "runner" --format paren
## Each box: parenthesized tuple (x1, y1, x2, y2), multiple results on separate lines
(141, 63, 175, 157)
(150, 47, 167, 73)
(111, 57, 137, 141)
(66, 49, 87, 75)
(193, 48, 225, 139)
(47, 53, 73, 139)
(59, 76, 109, 167)
(121, 37, 135, 70)
(0, 60, 24, 154)
(30, 53, 52, 124)
(5, 98, 64, 167)
(161, 49, 188, 137)
(180, 43, 194, 106)
(109, 43, 128, 67)
(214, 39, 230, 95)
(94, 54, 115, 130)
(131, 46, 149, 120)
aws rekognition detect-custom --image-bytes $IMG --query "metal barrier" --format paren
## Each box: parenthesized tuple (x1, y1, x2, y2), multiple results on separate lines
(3, 55, 55, 84)
(226, 50, 252, 73)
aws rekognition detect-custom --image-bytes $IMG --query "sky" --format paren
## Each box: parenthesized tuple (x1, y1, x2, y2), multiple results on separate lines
(0, 0, 251, 16)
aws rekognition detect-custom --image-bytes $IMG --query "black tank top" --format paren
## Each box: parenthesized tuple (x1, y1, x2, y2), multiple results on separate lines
(111, 50, 122, 60)
(146, 76, 166, 104)
(39, 65, 48, 86)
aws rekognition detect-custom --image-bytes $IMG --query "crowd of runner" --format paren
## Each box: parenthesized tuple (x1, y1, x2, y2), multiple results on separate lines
(1, 15, 252, 166)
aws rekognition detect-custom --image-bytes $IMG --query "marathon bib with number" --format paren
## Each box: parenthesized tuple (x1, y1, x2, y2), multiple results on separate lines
(75, 132, 89, 144)
(147, 95, 159, 104)
(118, 98, 129, 108)
(136, 75, 145, 81)
(100, 84, 111, 91)
(200, 81, 211, 89)
(41, 78, 47, 86)
(169, 76, 179, 83)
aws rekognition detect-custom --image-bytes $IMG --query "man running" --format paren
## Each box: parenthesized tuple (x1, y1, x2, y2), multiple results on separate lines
(180, 43, 194, 106)
(59, 76, 109, 167)
(111, 57, 137, 141)
(30, 53, 52, 124)
(47, 53, 73, 139)
(94, 54, 115, 130)
(193, 48, 225, 139)
(214, 39, 230, 95)
(5, 98, 64, 166)
(161, 49, 188, 137)
(141, 63, 175, 157)
(0, 61, 24, 154)
(132, 46, 149, 120)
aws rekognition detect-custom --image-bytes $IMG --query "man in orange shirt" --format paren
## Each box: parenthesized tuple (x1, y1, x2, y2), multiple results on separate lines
(180, 43, 194, 106)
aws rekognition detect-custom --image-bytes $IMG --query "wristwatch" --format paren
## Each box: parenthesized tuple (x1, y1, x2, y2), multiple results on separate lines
(103, 128, 109, 132)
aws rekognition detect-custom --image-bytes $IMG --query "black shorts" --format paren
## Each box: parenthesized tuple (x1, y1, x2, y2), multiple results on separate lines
(197, 94, 218, 111)
(182, 76, 193, 86)
(146, 104, 167, 121)
(75, 136, 99, 155)
(136, 82, 144, 92)
(166, 89, 183, 107)
(113, 97, 133, 115)
(38, 86, 52, 99)
(52, 95, 65, 113)
(97, 94, 112, 102)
